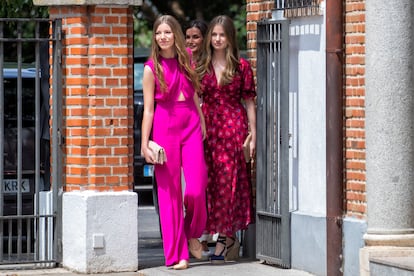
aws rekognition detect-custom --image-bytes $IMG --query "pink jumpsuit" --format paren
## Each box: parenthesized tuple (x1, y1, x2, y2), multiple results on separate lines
(145, 55, 207, 266)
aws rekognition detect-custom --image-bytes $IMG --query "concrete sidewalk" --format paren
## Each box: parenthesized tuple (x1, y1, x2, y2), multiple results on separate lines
(0, 260, 314, 276)
(0, 268, 138, 276)
(137, 259, 314, 276)
(0, 206, 314, 276)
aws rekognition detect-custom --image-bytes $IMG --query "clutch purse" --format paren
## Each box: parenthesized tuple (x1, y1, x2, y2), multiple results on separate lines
(242, 133, 252, 163)
(149, 140, 167, 164)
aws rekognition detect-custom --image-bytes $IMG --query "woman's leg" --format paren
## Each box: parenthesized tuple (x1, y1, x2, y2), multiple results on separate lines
(181, 111, 208, 240)
(155, 143, 189, 266)
(180, 105, 208, 260)
(199, 231, 212, 256)
(153, 106, 189, 266)
(213, 233, 227, 255)
(210, 233, 227, 263)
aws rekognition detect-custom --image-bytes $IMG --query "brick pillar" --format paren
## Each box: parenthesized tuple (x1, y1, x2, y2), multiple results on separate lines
(246, 0, 274, 75)
(34, 0, 142, 273)
(49, 5, 135, 193)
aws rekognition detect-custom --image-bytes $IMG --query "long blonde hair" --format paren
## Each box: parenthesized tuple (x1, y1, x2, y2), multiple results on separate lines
(150, 15, 200, 93)
(196, 15, 240, 86)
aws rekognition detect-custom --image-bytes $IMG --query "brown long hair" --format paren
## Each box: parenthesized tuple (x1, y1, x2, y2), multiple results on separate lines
(195, 15, 240, 86)
(150, 15, 200, 93)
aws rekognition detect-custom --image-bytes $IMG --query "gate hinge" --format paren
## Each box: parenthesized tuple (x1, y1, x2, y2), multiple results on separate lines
(57, 129, 65, 146)
(336, 216, 343, 227)
(58, 238, 63, 254)
(326, 48, 343, 54)
(56, 26, 62, 41)
(57, 49, 62, 65)
(327, 216, 343, 227)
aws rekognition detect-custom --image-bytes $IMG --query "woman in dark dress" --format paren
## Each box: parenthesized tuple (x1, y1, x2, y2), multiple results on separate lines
(196, 15, 257, 263)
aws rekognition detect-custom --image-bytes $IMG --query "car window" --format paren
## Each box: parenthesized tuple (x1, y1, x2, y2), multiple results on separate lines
(2, 69, 37, 172)
(134, 62, 145, 91)
(3, 76, 36, 127)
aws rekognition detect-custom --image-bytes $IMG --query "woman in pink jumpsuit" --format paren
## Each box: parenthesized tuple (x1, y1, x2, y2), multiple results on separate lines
(141, 15, 207, 270)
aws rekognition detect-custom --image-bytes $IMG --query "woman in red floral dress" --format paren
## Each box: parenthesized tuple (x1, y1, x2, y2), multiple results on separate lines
(196, 15, 257, 263)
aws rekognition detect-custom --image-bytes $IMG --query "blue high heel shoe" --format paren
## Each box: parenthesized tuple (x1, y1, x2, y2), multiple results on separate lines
(210, 235, 226, 264)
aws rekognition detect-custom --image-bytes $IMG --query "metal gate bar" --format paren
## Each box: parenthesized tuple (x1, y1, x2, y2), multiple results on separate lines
(256, 19, 290, 268)
(0, 18, 62, 268)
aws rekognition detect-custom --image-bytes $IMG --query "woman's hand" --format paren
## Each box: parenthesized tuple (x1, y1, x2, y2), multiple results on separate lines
(245, 98, 257, 161)
(142, 146, 155, 164)
(200, 114, 207, 140)
(249, 137, 256, 161)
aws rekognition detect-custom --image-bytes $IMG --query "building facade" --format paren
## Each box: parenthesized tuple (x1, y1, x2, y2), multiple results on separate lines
(30, 0, 414, 274)
(246, 0, 414, 275)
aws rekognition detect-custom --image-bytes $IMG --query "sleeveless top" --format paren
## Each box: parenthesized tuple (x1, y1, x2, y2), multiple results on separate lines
(144, 50, 195, 103)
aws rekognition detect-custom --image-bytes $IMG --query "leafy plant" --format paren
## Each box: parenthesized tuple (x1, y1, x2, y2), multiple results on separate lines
(0, 0, 48, 19)
(0, 0, 49, 63)
(133, 0, 247, 50)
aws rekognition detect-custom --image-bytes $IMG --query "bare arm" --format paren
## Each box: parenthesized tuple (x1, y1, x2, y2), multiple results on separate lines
(141, 65, 156, 164)
(245, 97, 256, 159)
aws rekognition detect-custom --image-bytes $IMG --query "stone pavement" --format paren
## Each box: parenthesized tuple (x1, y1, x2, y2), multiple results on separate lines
(0, 260, 314, 276)
(0, 206, 314, 276)
(137, 259, 315, 276)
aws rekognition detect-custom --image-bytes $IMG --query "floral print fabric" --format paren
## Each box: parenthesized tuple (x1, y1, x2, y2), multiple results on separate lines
(201, 58, 256, 236)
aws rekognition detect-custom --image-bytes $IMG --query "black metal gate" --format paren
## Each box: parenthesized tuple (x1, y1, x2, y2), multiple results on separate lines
(256, 19, 291, 268)
(0, 18, 62, 268)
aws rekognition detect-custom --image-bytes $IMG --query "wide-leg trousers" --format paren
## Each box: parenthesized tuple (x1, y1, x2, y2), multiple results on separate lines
(152, 100, 208, 266)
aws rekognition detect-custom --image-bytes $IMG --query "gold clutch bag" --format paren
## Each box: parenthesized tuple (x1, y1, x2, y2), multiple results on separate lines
(242, 133, 252, 163)
(149, 140, 167, 164)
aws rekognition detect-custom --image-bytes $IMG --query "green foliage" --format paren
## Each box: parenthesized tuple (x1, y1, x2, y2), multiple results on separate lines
(133, 0, 247, 50)
(230, 3, 247, 50)
(0, 0, 48, 18)
(0, 0, 49, 63)
(133, 13, 153, 48)
(0, 0, 247, 51)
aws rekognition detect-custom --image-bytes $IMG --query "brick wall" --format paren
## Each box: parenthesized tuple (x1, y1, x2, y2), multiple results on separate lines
(344, 0, 366, 218)
(49, 6, 134, 192)
(246, 0, 274, 74)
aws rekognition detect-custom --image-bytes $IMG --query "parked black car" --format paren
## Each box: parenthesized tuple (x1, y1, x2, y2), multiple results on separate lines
(133, 48, 159, 209)
(3, 68, 37, 217)
(2, 66, 50, 253)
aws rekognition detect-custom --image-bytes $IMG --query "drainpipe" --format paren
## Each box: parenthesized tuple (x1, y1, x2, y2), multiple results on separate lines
(326, 0, 344, 275)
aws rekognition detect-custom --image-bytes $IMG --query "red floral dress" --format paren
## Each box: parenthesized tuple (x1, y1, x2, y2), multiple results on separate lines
(201, 58, 256, 236)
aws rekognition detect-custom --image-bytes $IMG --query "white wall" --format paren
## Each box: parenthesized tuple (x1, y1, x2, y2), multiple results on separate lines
(285, 13, 327, 275)
(288, 15, 326, 215)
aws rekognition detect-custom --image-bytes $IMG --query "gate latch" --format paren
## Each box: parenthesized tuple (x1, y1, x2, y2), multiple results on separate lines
(57, 129, 66, 146)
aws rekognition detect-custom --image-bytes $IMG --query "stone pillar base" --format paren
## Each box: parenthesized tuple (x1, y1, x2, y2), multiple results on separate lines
(360, 233, 414, 276)
(360, 247, 414, 276)
(62, 191, 138, 273)
(364, 233, 414, 247)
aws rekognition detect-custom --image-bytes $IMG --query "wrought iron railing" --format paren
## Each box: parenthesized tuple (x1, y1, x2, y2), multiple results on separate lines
(275, 0, 322, 17)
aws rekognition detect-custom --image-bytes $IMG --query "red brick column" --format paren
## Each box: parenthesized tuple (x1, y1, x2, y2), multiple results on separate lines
(344, 0, 367, 219)
(48, 5, 134, 192)
(246, 0, 274, 75)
